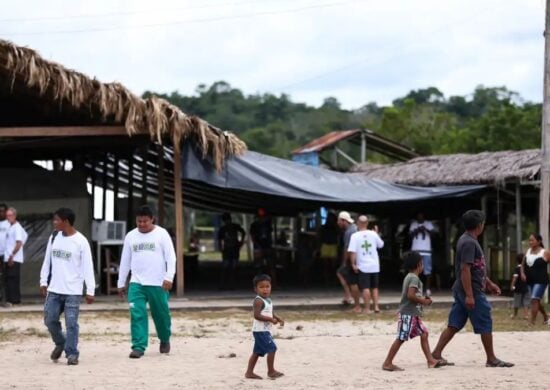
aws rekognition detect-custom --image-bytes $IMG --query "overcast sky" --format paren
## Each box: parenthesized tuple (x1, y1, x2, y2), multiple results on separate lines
(1, 0, 545, 109)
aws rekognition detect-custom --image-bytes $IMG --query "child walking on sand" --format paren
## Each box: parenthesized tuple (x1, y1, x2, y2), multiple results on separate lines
(382, 251, 442, 371)
(245, 274, 285, 380)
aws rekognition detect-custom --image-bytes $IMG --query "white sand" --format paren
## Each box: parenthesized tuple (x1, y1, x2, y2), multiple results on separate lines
(0, 311, 547, 390)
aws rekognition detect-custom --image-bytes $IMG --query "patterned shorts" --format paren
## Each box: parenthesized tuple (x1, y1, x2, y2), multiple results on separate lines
(396, 313, 428, 341)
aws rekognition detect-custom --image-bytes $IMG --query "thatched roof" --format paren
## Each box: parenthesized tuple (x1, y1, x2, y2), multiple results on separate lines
(350, 149, 541, 186)
(0, 39, 246, 170)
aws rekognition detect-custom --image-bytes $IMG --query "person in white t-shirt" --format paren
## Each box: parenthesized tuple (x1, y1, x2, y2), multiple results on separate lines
(4, 207, 27, 305)
(348, 215, 384, 314)
(0, 203, 10, 304)
(409, 212, 435, 296)
(39, 207, 95, 366)
(117, 205, 176, 359)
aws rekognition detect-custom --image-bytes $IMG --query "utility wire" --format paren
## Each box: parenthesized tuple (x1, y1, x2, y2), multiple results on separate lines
(1, 0, 360, 36)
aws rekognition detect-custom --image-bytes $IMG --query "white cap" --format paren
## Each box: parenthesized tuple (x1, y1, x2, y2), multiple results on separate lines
(338, 211, 354, 224)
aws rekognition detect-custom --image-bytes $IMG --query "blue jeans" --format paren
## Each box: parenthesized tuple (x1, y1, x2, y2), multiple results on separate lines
(44, 292, 81, 358)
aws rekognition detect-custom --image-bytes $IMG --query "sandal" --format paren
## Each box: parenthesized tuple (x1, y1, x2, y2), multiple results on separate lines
(433, 357, 454, 366)
(486, 359, 514, 368)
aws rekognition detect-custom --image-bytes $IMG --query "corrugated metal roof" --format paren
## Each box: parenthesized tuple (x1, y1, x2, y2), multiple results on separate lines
(291, 129, 419, 161)
(291, 129, 360, 154)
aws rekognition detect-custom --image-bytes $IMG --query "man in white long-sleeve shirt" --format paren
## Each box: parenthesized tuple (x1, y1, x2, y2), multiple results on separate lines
(39, 208, 95, 366)
(117, 205, 176, 359)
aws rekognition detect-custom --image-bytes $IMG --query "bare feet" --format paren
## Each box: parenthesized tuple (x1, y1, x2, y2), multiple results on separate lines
(267, 371, 284, 379)
(428, 359, 443, 368)
(351, 306, 362, 314)
(245, 372, 262, 379)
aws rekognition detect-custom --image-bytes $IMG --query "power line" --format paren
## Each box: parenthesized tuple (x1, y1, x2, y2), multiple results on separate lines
(0, 0, 272, 23)
(1, 0, 360, 36)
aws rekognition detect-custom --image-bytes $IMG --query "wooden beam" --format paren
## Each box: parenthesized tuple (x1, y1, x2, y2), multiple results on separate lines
(0, 126, 129, 137)
(173, 141, 185, 297)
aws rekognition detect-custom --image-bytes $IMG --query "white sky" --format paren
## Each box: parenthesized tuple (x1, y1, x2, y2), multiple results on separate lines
(1, 0, 545, 109)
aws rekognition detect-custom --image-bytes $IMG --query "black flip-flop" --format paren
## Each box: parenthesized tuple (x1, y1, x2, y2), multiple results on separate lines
(486, 359, 514, 368)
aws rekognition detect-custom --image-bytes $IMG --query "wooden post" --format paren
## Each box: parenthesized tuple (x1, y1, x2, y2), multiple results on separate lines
(515, 183, 522, 253)
(360, 130, 367, 163)
(90, 158, 96, 218)
(157, 144, 165, 226)
(127, 152, 134, 227)
(102, 154, 108, 220)
(540, 0, 550, 249)
(541, 0, 550, 303)
(113, 154, 119, 220)
(141, 145, 148, 206)
(173, 140, 185, 297)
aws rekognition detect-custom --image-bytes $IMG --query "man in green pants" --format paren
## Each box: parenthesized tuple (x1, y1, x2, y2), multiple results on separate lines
(118, 205, 176, 359)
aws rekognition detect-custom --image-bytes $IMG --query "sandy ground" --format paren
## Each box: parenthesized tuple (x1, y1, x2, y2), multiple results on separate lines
(0, 310, 548, 390)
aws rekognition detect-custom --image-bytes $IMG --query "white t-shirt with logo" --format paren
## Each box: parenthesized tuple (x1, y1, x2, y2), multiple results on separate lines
(118, 226, 176, 288)
(347, 230, 384, 273)
(409, 220, 434, 253)
(39, 231, 96, 296)
(0, 219, 9, 255)
(4, 222, 27, 263)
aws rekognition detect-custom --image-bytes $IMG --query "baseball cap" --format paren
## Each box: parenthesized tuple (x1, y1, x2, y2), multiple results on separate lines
(338, 211, 354, 224)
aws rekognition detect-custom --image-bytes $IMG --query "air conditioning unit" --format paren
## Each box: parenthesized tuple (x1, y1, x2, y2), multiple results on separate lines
(92, 220, 127, 243)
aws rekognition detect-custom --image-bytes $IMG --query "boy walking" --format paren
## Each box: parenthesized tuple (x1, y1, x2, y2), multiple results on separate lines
(382, 251, 442, 371)
(39, 208, 95, 366)
(117, 205, 176, 359)
(245, 274, 284, 380)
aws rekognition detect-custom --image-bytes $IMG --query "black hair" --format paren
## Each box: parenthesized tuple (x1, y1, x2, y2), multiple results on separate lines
(0, 203, 7, 210)
(403, 251, 423, 272)
(462, 210, 485, 231)
(136, 205, 154, 218)
(530, 233, 544, 248)
(54, 207, 76, 226)
(515, 253, 524, 264)
(253, 274, 271, 287)
(221, 212, 231, 222)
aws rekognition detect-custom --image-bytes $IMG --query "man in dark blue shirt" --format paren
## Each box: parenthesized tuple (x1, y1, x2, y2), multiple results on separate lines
(432, 210, 514, 368)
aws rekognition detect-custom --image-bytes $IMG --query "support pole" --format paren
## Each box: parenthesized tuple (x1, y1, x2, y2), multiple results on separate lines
(540, 0, 550, 249)
(157, 144, 165, 226)
(540, 0, 550, 303)
(361, 130, 366, 163)
(127, 152, 134, 227)
(173, 140, 185, 297)
(113, 154, 119, 220)
(141, 145, 148, 206)
(90, 158, 96, 218)
(515, 183, 522, 252)
(102, 154, 108, 220)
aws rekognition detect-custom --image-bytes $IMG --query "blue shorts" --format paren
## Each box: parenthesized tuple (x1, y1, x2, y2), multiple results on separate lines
(448, 291, 492, 334)
(530, 283, 548, 300)
(253, 332, 277, 357)
(421, 254, 432, 275)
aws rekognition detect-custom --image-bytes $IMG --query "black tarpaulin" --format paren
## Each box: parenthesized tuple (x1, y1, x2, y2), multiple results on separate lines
(180, 142, 484, 216)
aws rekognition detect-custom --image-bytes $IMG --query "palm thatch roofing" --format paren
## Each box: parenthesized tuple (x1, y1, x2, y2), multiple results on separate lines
(0, 39, 246, 170)
(350, 149, 541, 186)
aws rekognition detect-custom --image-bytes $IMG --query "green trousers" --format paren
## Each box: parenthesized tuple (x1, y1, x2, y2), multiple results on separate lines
(128, 282, 171, 352)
